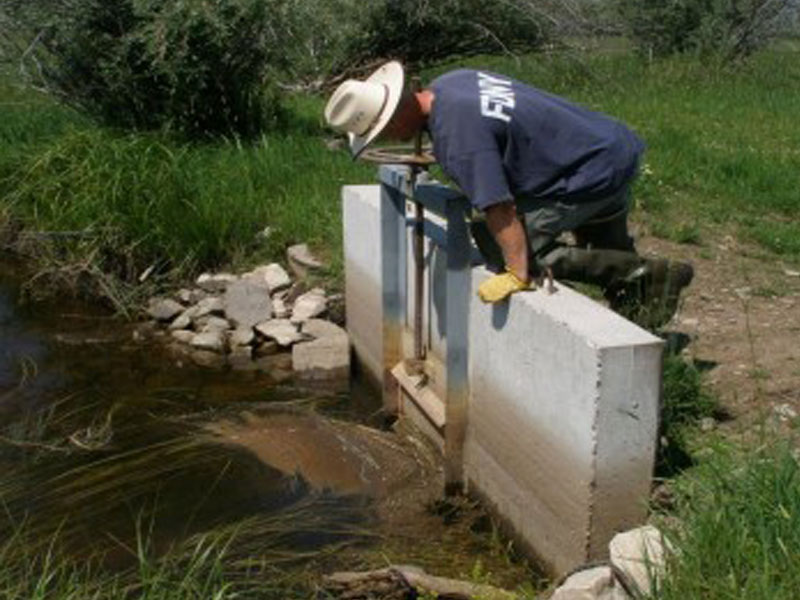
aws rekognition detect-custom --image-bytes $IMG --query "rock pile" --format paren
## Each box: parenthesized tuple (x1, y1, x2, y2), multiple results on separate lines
(143, 257, 349, 381)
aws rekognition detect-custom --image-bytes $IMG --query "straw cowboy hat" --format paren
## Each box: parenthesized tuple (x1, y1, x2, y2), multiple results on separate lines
(324, 61, 405, 158)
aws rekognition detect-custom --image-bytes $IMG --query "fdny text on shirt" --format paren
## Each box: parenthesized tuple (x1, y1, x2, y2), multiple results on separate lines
(478, 72, 515, 123)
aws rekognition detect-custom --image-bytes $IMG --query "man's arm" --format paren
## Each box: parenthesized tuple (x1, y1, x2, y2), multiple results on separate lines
(485, 201, 529, 283)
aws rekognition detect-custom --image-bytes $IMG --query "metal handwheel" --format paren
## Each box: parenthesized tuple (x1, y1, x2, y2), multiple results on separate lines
(359, 145, 437, 166)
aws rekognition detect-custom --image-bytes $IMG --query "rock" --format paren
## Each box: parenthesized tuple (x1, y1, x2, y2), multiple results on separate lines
(290, 289, 327, 323)
(301, 318, 347, 341)
(292, 333, 350, 380)
(784, 269, 800, 277)
(272, 297, 290, 319)
(609, 525, 670, 597)
(177, 289, 193, 304)
(255, 319, 303, 347)
(191, 349, 227, 369)
(774, 403, 798, 422)
(244, 263, 292, 293)
(196, 272, 238, 292)
(230, 326, 255, 347)
(191, 330, 226, 353)
(194, 296, 225, 318)
(285, 281, 308, 304)
(551, 566, 623, 600)
(228, 344, 253, 370)
(254, 340, 279, 357)
(169, 311, 193, 331)
(700, 417, 717, 432)
(224, 279, 273, 328)
(198, 316, 231, 333)
(146, 298, 183, 322)
(171, 330, 195, 344)
(287, 243, 324, 278)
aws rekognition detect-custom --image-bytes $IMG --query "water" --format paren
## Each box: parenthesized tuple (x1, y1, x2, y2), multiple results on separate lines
(0, 259, 539, 592)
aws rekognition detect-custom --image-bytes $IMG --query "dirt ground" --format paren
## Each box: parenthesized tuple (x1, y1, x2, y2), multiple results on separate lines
(639, 231, 800, 439)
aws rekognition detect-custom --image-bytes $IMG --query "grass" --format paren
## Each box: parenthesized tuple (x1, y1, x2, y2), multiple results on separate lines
(657, 442, 800, 600)
(0, 76, 373, 306)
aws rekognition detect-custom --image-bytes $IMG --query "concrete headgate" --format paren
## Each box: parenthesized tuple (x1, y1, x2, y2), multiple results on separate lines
(343, 165, 663, 575)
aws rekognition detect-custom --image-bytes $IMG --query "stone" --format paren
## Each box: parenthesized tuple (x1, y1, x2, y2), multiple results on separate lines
(292, 333, 350, 380)
(290, 290, 327, 323)
(228, 344, 253, 370)
(191, 330, 226, 353)
(285, 281, 308, 304)
(146, 298, 183, 322)
(196, 272, 238, 292)
(551, 566, 619, 600)
(287, 243, 324, 277)
(774, 403, 798, 422)
(699, 417, 716, 432)
(230, 326, 255, 347)
(177, 289, 193, 304)
(609, 525, 670, 597)
(191, 349, 227, 369)
(168, 312, 193, 331)
(194, 296, 225, 318)
(244, 263, 292, 293)
(254, 340, 279, 357)
(198, 316, 231, 333)
(255, 319, 303, 347)
(272, 297, 290, 319)
(301, 318, 348, 341)
(171, 330, 195, 344)
(224, 279, 273, 328)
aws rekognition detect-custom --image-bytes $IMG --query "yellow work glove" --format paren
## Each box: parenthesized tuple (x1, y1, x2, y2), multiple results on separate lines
(477, 270, 533, 303)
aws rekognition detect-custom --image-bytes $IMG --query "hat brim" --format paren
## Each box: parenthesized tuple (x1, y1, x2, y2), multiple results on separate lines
(349, 61, 405, 159)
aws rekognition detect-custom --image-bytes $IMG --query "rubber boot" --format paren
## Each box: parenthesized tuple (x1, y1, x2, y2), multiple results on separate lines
(538, 247, 694, 329)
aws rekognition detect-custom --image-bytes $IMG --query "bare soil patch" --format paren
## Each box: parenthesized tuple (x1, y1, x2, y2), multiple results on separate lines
(639, 232, 800, 437)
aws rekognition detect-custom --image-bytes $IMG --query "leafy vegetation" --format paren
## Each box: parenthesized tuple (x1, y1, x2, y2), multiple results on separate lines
(617, 0, 797, 60)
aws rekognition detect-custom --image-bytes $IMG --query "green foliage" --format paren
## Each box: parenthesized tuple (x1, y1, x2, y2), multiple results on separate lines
(12, 0, 287, 137)
(617, 0, 794, 61)
(337, 0, 547, 70)
(660, 443, 800, 599)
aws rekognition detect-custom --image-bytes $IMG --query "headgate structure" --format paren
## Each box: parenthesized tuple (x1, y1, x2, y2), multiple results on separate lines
(343, 164, 664, 575)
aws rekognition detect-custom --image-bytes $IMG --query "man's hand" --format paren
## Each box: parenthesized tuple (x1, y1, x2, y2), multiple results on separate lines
(478, 270, 534, 303)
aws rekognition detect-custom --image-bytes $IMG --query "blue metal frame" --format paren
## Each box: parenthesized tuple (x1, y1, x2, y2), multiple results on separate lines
(379, 164, 472, 490)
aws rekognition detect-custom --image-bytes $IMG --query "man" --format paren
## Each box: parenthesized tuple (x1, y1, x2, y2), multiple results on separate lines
(324, 61, 693, 327)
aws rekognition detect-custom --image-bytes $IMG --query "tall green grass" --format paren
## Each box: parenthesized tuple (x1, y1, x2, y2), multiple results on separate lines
(658, 443, 800, 600)
(0, 81, 372, 298)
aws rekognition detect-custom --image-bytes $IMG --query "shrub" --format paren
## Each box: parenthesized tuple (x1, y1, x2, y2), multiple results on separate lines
(617, 0, 796, 61)
(334, 0, 548, 72)
(7, 0, 287, 137)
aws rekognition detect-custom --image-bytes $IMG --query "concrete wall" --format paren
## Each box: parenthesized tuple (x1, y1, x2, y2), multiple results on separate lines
(342, 182, 663, 575)
(342, 185, 384, 387)
(466, 269, 662, 574)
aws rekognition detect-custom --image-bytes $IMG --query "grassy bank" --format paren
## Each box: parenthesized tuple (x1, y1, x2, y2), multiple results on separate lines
(3, 49, 800, 309)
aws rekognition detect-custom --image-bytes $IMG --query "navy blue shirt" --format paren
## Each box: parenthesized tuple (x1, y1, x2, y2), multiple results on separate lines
(428, 69, 645, 210)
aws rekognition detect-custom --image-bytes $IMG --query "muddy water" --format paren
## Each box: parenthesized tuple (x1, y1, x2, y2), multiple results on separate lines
(0, 260, 539, 589)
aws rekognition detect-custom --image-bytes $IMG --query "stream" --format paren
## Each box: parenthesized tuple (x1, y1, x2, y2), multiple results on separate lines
(0, 259, 538, 593)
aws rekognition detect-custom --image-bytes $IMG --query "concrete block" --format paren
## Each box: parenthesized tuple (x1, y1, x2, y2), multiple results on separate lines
(342, 185, 384, 385)
(465, 268, 661, 574)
